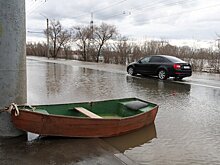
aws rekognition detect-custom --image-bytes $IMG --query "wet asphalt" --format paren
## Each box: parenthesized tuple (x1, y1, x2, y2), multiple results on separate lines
(1, 56, 220, 165)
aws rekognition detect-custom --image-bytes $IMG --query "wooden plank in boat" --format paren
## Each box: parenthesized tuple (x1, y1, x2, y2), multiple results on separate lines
(34, 109, 49, 115)
(74, 107, 102, 119)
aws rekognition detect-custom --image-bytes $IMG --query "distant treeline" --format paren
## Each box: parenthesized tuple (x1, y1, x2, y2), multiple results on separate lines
(26, 40, 220, 73)
(26, 20, 220, 73)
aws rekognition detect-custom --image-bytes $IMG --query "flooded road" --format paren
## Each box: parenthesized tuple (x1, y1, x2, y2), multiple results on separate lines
(1, 57, 220, 164)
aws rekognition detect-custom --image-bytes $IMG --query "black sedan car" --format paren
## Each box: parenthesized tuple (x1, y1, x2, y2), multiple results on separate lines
(127, 55, 192, 80)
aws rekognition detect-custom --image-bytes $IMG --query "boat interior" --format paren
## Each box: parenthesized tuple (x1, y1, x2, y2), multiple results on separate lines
(20, 98, 157, 119)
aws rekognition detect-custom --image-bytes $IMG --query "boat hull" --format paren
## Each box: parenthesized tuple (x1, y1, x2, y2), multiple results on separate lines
(11, 99, 158, 137)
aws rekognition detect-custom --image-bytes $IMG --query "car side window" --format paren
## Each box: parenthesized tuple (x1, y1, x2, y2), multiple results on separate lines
(149, 56, 165, 63)
(140, 57, 150, 64)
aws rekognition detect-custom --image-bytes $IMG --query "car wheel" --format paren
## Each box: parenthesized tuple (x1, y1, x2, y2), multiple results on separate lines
(158, 69, 168, 80)
(127, 67, 136, 76)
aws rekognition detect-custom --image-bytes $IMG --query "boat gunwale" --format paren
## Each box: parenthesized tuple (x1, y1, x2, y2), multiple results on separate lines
(15, 97, 159, 120)
(15, 105, 159, 121)
(18, 97, 157, 107)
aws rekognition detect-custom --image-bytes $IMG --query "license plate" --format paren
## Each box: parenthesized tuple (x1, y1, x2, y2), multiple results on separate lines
(184, 66, 190, 69)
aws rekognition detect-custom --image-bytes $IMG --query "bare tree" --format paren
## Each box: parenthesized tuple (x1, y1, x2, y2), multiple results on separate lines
(112, 36, 131, 64)
(94, 23, 117, 63)
(45, 20, 71, 58)
(63, 45, 72, 59)
(26, 42, 47, 56)
(73, 26, 92, 61)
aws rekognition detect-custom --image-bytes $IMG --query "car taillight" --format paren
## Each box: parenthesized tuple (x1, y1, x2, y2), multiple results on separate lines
(173, 64, 181, 70)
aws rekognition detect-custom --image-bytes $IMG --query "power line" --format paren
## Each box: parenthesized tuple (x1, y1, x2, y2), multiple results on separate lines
(90, 0, 194, 21)
(134, 2, 220, 25)
(27, 0, 39, 11)
(106, 12, 126, 19)
(103, 11, 130, 20)
(130, 0, 195, 16)
(27, 0, 42, 13)
(131, 0, 172, 11)
(79, 0, 184, 25)
(27, 0, 47, 15)
(27, 31, 44, 34)
(92, 0, 127, 13)
(102, 0, 208, 23)
(71, 0, 128, 19)
(117, 2, 220, 34)
(94, 0, 182, 20)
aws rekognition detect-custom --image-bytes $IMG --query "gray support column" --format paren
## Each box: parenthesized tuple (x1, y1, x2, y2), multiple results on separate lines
(0, 0, 26, 137)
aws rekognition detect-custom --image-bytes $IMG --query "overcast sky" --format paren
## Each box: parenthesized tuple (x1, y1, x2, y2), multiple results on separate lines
(26, 0, 220, 48)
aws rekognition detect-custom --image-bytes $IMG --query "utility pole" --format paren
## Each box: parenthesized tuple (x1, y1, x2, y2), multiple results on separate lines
(47, 18, 50, 58)
(89, 12, 94, 62)
(40, 13, 50, 58)
(90, 12, 94, 39)
(0, 0, 26, 137)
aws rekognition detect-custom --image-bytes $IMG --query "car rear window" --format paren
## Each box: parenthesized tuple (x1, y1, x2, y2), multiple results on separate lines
(165, 56, 185, 63)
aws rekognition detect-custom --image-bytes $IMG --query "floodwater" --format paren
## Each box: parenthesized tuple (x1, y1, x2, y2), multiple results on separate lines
(1, 57, 220, 164)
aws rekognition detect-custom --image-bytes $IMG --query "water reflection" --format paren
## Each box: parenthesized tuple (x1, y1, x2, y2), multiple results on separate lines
(22, 59, 220, 164)
(126, 75, 191, 94)
(125, 75, 191, 104)
(103, 124, 157, 153)
(46, 63, 70, 96)
(28, 62, 134, 104)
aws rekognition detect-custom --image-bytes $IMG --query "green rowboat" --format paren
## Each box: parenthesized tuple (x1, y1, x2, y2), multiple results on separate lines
(8, 97, 158, 137)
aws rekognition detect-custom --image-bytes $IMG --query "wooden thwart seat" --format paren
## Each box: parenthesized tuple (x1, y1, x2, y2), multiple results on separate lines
(34, 109, 49, 115)
(74, 107, 102, 119)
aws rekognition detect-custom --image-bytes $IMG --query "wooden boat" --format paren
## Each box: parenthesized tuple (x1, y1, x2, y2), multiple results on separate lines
(8, 98, 158, 138)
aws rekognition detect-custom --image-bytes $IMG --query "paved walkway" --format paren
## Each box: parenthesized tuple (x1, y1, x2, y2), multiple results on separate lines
(0, 135, 137, 165)
(28, 56, 127, 74)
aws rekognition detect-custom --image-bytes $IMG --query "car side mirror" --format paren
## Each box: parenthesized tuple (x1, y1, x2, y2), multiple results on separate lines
(138, 60, 142, 64)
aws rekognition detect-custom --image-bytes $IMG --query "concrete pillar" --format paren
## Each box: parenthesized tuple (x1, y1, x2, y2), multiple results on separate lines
(0, 0, 26, 137)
